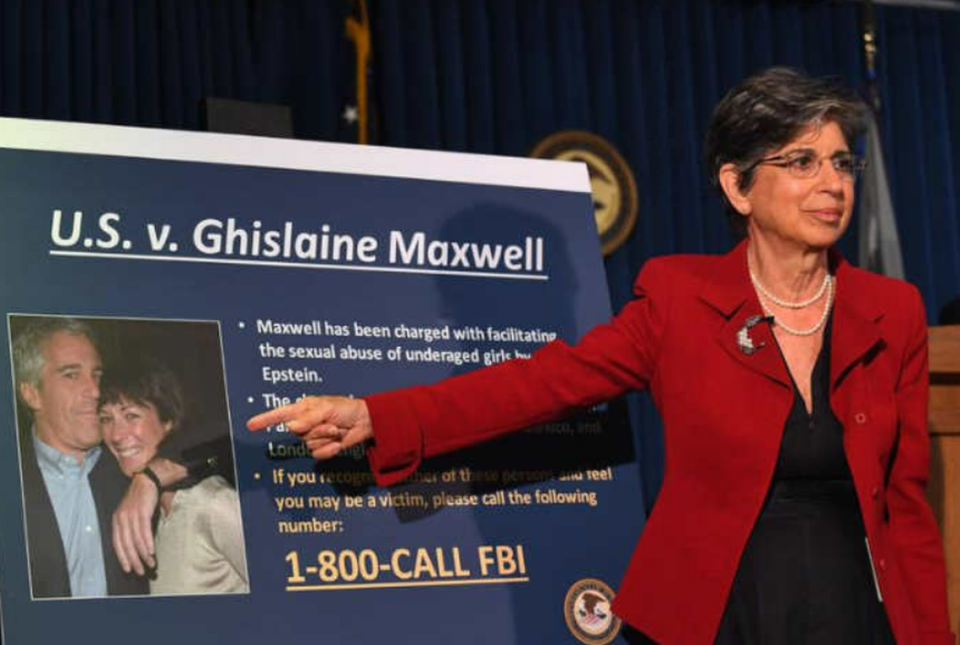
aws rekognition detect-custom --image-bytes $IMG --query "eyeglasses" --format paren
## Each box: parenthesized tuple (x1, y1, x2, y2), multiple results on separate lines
(746, 150, 867, 181)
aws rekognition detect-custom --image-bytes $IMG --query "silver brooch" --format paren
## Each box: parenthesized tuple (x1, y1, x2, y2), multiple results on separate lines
(736, 314, 767, 355)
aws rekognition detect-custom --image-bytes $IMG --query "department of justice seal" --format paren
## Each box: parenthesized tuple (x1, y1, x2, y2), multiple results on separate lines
(530, 131, 638, 256)
(563, 578, 622, 645)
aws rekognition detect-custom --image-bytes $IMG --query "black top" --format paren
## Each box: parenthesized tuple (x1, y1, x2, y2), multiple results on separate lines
(771, 321, 850, 482)
(713, 319, 895, 645)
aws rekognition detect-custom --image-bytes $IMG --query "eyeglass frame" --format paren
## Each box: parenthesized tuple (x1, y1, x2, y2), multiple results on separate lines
(744, 149, 868, 181)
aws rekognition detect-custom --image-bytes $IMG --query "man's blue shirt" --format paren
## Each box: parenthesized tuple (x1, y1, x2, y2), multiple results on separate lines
(33, 433, 107, 597)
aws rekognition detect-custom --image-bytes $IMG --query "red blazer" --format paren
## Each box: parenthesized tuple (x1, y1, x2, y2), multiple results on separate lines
(365, 241, 953, 645)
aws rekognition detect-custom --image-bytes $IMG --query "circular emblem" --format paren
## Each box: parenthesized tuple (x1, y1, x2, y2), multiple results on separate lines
(531, 131, 638, 256)
(563, 578, 622, 645)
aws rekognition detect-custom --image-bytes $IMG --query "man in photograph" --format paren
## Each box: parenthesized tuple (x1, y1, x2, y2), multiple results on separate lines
(13, 318, 148, 598)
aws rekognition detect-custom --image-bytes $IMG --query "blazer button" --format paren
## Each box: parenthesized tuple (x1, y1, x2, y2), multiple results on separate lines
(871, 486, 879, 499)
(879, 558, 887, 572)
(854, 412, 868, 425)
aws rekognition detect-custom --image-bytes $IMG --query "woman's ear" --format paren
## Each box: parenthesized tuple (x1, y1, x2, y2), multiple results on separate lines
(718, 163, 752, 216)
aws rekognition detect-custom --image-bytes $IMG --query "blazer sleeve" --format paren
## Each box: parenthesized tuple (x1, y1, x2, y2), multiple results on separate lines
(887, 286, 954, 645)
(365, 257, 674, 486)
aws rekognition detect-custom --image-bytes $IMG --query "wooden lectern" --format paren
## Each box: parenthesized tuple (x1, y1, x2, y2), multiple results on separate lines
(928, 325, 960, 642)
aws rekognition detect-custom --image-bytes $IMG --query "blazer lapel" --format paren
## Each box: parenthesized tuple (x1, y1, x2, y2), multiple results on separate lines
(699, 244, 885, 393)
(829, 252, 885, 395)
(699, 240, 791, 389)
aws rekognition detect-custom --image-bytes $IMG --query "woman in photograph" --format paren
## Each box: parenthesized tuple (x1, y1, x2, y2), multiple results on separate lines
(99, 357, 249, 595)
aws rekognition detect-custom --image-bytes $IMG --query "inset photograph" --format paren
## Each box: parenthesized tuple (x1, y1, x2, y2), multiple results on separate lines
(9, 314, 248, 599)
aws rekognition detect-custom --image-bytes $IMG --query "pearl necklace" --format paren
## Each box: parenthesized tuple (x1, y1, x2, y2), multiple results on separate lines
(748, 267, 831, 308)
(758, 276, 835, 336)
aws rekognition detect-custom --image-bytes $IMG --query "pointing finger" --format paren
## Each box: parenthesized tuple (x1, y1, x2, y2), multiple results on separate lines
(247, 404, 298, 431)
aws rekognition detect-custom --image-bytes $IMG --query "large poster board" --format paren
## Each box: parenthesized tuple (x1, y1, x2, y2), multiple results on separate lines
(0, 118, 645, 644)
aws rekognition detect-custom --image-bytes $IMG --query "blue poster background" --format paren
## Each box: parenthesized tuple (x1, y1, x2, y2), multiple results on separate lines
(0, 125, 645, 644)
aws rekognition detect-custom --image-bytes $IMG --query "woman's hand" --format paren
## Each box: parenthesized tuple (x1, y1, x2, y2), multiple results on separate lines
(247, 396, 373, 460)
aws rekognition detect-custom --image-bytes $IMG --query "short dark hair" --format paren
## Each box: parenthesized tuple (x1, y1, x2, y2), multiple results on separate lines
(704, 67, 869, 235)
(98, 357, 185, 429)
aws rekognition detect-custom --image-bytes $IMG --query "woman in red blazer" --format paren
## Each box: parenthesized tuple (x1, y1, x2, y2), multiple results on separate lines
(249, 68, 953, 645)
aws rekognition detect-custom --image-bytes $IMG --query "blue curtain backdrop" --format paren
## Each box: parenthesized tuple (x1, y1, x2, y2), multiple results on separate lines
(2, 0, 959, 508)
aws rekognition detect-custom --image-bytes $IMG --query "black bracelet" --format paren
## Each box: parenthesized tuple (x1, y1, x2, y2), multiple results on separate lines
(136, 466, 163, 491)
